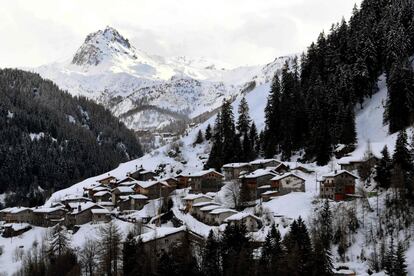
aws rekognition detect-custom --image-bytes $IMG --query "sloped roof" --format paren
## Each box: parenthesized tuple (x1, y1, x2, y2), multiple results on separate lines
(271, 172, 305, 181)
(183, 194, 212, 201)
(224, 212, 260, 222)
(222, 162, 250, 169)
(321, 170, 358, 179)
(239, 168, 276, 179)
(249, 159, 281, 165)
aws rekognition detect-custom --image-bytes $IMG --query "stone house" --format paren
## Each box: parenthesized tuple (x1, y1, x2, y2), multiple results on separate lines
(320, 170, 358, 201)
(271, 172, 306, 194)
(111, 186, 135, 204)
(206, 208, 238, 226)
(199, 205, 222, 222)
(32, 206, 66, 227)
(224, 213, 262, 232)
(0, 207, 33, 224)
(66, 202, 105, 226)
(97, 175, 118, 186)
(222, 163, 251, 180)
(118, 194, 148, 211)
(93, 190, 112, 202)
(190, 202, 220, 220)
(183, 194, 213, 213)
(91, 208, 111, 223)
(176, 173, 191, 188)
(239, 169, 277, 202)
(338, 155, 379, 172)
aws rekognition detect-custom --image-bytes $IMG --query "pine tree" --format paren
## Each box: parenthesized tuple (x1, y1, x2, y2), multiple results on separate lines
(98, 221, 122, 276)
(312, 237, 334, 276)
(48, 224, 70, 258)
(202, 230, 222, 276)
(260, 224, 284, 275)
(384, 238, 396, 276)
(194, 130, 204, 145)
(237, 97, 251, 135)
(320, 200, 333, 249)
(249, 122, 258, 159)
(375, 146, 392, 189)
(123, 232, 139, 276)
(205, 124, 212, 141)
(392, 130, 411, 195)
(394, 242, 408, 276)
(263, 73, 281, 158)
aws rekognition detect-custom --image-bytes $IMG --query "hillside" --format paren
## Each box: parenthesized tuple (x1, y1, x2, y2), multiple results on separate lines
(0, 69, 142, 205)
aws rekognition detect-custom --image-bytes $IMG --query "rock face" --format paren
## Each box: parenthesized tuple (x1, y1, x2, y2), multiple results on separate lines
(72, 26, 135, 66)
(34, 26, 295, 133)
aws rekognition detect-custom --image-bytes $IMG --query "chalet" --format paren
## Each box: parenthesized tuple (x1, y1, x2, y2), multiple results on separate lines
(158, 177, 179, 190)
(190, 202, 220, 219)
(66, 202, 106, 226)
(176, 173, 191, 188)
(2, 223, 32, 238)
(134, 181, 170, 199)
(206, 208, 237, 226)
(320, 170, 358, 201)
(222, 163, 251, 180)
(126, 165, 145, 179)
(91, 208, 111, 223)
(269, 162, 290, 174)
(138, 170, 157, 181)
(118, 194, 148, 211)
(138, 227, 203, 269)
(199, 205, 222, 222)
(0, 207, 33, 224)
(239, 169, 277, 202)
(32, 206, 66, 227)
(61, 195, 92, 205)
(183, 194, 213, 213)
(97, 201, 115, 211)
(188, 169, 224, 193)
(249, 159, 281, 170)
(111, 186, 135, 204)
(260, 190, 281, 202)
(97, 175, 118, 186)
(338, 155, 379, 172)
(93, 190, 112, 202)
(82, 182, 102, 198)
(224, 213, 262, 232)
(293, 165, 314, 174)
(271, 173, 306, 194)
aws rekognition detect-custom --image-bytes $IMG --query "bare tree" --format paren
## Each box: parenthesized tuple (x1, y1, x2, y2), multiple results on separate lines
(98, 221, 123, 276)
(223, 180, 241, 209)
(80, 238, 98, 276)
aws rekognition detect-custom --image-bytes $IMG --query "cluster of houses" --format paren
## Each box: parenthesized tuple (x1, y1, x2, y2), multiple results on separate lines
(0, 155, 365, 238)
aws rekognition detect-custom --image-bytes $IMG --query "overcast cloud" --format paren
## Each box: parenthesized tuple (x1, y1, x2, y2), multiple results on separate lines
(0, 0, 361, 68)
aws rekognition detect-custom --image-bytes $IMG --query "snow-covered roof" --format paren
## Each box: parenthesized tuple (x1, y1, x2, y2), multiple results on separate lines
(249, 159, 280, 165)
(33, 206, 65, 214)
(113, 186, 135, 193)
(192, 202, 219, 208)
(239, 168, 276, 179)
(261, 190, 279, 195)
(93, 191, 111, 197)
(209, 208, 237, 215)
(222, 162, 250, 169)
(91, 208, 110, 214)
(8, 207, 31, 214)
(224, 212, 260, 222)
(200, 205, 222, 212)
(135, 180, 169, 189)
(337, 154, 380, 165)
(257, 185, 271, 189)
(61, 195, 92, 201)
(3, 223, 31, 231)
(321, 170, 358, 179)
(97, 201, 114, 206)
(189, 169, 224, 178)
(128, 194, 148, 200)
(183, 194, 212, 201)
(70, 202, 102, 215)
(92, 186, 110, 192)
(139, 226, 187, 243)
(271, 172, 305, 181)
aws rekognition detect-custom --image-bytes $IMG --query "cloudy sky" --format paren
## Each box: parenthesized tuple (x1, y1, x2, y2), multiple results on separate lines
(1, 0, 361, 68)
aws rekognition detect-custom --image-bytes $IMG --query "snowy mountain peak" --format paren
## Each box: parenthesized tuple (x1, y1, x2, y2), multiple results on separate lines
(71, 26, 136, 66)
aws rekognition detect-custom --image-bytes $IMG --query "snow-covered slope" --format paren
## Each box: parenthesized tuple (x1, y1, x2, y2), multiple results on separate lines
(33, 26, 292, 131)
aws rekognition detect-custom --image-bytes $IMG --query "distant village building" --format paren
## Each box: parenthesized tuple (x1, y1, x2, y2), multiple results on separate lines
(61, 195, 92, 206)
(32, 206, 66, 227)
(183, 194, 213, 213)
(190, 202, 220, 219)
(2, 223, 32, 237)
(271, 173, 306, 194)
(93, 191, 112, 202)
(97, 175, 118, 186)
(66, 202, 106, 226)
(118, 194, 148, 211)
(134, 181, 170, 199)
(224, 213, 262, 232)
(222, 163, 251, 180)
(338, 155, 379, 172)
(158, 177, 179, 191)
(176, 173, 191, 189)
(249, 159, 281, 171)
(188, 169, 224, 193)
(239, 169, 277, 202)
(199, 205, 222, 222)
(206, 208, 237, 226)
(91, 208, 111, 223)
(269, 162, 290, 174)
(0, 207, 33, 224)
(138, 227, 203, 270)
(112, 186, 135, 204)
(320, 170, 358, 201)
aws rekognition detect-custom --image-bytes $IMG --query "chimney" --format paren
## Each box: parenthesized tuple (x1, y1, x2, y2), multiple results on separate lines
(78, 204, 81, 212)
(334, 170, 337, 174)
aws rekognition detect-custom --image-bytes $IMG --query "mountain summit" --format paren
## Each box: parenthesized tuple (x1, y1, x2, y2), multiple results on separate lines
(72, 26, 136, 66)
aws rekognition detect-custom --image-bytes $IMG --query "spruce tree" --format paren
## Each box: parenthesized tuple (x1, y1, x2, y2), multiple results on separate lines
(394, 242, 408, 276)
(375, 146, 392, 189)
(205, 124, 212, 141)
(237, 97, 251, 135)
(202, 230, 222, 276)
(194, 130, 204, 145)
